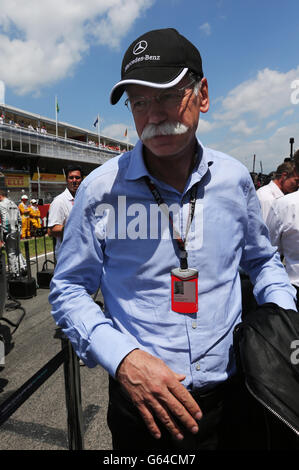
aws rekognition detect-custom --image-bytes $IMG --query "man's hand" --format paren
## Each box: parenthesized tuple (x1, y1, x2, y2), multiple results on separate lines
(116, 349, 202, 441)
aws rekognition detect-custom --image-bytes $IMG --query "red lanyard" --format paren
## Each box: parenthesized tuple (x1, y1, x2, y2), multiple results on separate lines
(144, 176, 198, 269)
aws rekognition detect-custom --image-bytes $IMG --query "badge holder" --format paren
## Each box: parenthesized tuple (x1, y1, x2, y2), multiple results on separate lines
(171, 251, 198, 314)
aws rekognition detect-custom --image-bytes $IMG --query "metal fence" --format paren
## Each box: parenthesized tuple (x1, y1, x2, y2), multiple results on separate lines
(0, 332, 84, 450)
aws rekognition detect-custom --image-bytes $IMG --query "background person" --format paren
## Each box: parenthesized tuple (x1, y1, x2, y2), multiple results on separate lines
(47, 165, 83, 256)
(18, 194, 31, 239)
(266, 150, 299, 308)
(0, 190, 26, 277)
(29, 199, 42, 237)
(49, 28, 297, 450)
(256, 161, 299, 222)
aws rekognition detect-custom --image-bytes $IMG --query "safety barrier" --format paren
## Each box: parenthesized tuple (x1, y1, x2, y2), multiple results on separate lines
(0, 331, 84, 450)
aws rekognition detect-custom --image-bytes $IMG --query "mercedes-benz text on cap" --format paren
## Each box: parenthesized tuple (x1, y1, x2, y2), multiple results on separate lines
(110, 28, 204, 105)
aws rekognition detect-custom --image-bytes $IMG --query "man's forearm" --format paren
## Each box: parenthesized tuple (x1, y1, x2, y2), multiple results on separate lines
(48, 225, 64, 239)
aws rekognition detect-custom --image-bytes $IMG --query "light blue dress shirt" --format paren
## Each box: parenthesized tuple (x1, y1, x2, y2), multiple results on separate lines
(49, 140, 297, 391)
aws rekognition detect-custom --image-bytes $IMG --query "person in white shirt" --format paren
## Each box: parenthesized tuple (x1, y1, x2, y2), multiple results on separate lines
(256, 161, 299, 222)
(266, 151, 299, 306)
(47, 165, 83, 255)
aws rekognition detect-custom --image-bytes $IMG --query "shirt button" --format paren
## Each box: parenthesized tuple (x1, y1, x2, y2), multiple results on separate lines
(192, 321, 197, 329)
(196, 364, 201, 371)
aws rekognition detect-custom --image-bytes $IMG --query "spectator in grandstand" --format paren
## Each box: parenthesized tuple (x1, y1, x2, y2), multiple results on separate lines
(256, 161, 299, 222)
(0, 114, 4, 124)
(28, 124, 34, 131)
(47, 165, 83, 256)
(29, 199, 42, 237)
(18, 195, 31, 239)
(0, 190, 27, 277)
(266, 150, 299, 307)
(41, 126, 47, 134)
(49, 28, 297, 451)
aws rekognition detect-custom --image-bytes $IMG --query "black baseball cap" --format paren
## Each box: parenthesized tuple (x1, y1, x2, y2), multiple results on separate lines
(110, 28, 204, 105)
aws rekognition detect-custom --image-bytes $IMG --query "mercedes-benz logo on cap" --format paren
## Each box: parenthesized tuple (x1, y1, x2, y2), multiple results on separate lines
(133, 40, 148, 55)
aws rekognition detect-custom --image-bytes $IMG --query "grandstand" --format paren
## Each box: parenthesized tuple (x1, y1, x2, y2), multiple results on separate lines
(0, 104, 133, 203)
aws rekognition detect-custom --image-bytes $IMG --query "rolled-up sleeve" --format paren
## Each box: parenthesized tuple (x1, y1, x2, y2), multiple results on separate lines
(48, 197, 66, 227)
(48, 181, 140, 376)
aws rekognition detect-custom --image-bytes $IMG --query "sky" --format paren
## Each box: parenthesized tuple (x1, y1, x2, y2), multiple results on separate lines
(0, 0, 299, 174)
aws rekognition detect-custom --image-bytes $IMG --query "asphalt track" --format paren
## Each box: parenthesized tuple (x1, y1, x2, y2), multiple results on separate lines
(0, 251, 112, 451)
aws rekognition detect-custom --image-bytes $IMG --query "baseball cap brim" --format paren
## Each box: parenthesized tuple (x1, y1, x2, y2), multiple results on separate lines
(110, 67, 188, 105)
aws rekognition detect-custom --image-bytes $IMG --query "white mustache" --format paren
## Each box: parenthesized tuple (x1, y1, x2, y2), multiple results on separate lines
(141, 122, 189, 141)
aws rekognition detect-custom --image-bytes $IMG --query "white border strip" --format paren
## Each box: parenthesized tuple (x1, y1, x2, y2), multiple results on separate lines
(110, 68, 188, 103)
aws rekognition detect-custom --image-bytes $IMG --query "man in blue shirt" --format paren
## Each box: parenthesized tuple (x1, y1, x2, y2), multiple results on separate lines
(49, 29, 297, 450)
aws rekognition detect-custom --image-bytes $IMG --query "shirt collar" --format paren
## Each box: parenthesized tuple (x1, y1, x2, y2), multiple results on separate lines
(269, 180, 284, 197)
(125, 140, 150, 180)
(64, 187, 74, 200)
(125, 138, 212, 186)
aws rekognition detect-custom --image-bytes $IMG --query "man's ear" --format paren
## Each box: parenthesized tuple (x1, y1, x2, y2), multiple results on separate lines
(199, 78, 209, 114)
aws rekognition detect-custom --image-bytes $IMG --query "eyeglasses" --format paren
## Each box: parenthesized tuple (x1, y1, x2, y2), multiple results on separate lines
(125, 78, 198, 114)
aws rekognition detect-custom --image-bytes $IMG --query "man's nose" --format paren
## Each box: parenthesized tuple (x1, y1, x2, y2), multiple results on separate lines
(146, 100, 168, 124)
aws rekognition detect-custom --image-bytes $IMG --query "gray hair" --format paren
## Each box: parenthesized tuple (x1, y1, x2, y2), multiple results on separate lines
(187, 72, 203, 96)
